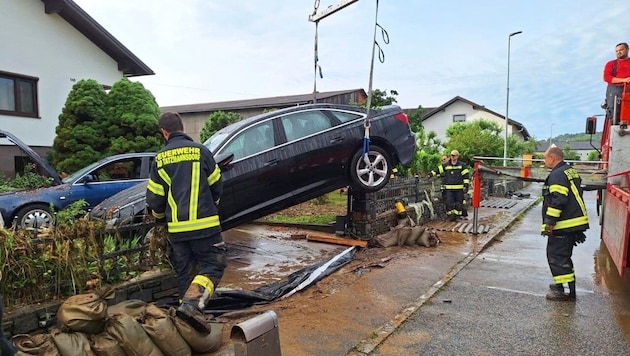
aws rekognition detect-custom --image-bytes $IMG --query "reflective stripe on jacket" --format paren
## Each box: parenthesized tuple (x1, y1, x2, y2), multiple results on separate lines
(147, 132, 223, 241)
(541, 161, 589, 234)
(441, 160, 470, 190)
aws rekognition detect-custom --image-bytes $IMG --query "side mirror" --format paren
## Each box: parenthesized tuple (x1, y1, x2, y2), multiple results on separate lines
(585, 116, 597, 135)
(215, 153, 235, 171)
(81, 174, 97, 183)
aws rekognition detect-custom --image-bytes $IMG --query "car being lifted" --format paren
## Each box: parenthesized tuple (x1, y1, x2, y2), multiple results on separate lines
(90, 103, 417, 231)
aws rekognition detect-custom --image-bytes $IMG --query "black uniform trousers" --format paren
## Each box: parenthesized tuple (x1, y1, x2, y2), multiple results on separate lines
(169, 236, 227, 299)
(546, 234, 576, 284)
(445, 189, 464, 218)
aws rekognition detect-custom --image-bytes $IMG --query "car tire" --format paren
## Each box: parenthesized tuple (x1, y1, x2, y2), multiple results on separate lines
(16, 204, 54, 229)
(349, 146, 392, 192)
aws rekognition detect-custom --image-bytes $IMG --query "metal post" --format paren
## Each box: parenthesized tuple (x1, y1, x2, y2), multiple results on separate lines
(503, 30, 522, 167)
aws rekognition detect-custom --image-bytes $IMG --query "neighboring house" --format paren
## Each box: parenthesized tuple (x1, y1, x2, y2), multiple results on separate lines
(417, 96, 531, 143)
(161, 89, 367, 142)
(0, 0, 153, 177)
(536, 141, 598, 161)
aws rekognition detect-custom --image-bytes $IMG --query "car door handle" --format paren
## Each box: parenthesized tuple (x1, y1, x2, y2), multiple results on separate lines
(330, 137, 344, 144)
(264, 159, 279, 167)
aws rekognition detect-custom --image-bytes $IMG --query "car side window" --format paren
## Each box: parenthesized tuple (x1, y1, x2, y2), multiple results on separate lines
(329, 110, 363, 123)
(93, 158, 142, 181)
(281, 111, 332, 141)
(222, 121, 274, 160)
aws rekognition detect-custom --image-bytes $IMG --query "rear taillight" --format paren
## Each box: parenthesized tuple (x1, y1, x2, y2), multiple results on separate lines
(394, 112, 409, 125)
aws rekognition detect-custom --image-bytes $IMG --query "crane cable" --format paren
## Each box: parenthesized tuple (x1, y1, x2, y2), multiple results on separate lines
(363, 0, 389, 156)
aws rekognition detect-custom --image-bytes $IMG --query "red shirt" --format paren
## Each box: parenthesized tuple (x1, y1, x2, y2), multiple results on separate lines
(603, 57, 630, 84)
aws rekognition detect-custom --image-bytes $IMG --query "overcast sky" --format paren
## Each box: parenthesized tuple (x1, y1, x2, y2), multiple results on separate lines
(73, 0, 630, 140)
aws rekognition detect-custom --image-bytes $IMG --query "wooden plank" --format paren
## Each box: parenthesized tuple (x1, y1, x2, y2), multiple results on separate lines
(306, 234, 368, 247)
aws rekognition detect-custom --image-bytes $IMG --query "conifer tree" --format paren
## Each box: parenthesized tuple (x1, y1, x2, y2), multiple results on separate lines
(104, 78, 163, 155)
(52, 79, 108, 174)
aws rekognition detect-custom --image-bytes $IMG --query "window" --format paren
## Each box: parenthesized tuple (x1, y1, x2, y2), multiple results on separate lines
(221, 121, 275, 160)
(453, 114, 466, 122)
(0, 71, 39, 117)
(330, 110, 363, 123)
(281, 111, 332, 141)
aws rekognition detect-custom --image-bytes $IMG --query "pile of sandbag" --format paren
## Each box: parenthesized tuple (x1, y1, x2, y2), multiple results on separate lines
(374, 225, 441, 248)
(11, 290, 222, 356)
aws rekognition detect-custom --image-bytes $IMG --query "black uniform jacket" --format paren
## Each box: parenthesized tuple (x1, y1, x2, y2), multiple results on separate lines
(147, 132, 223, 242)
(541, 161, 589, 235)
(441, 160, 470, 190)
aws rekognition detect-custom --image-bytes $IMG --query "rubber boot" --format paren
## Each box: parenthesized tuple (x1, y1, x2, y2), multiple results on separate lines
(176, 276, 214, 334)
(568, 281, 576, 297)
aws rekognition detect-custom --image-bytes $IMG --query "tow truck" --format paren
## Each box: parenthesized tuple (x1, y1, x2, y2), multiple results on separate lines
(586, 84, 630, 277)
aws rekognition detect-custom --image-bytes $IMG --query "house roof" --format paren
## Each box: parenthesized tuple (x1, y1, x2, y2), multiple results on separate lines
(41, 0, 154, 77)
(161, 89, 367, 114)
(421, 96, 531, 140)
(536, 141, 598, 152)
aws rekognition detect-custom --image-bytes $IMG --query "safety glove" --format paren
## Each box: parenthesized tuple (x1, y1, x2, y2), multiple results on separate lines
(572, 231, 586, 246)
(541, 224, 554, 236)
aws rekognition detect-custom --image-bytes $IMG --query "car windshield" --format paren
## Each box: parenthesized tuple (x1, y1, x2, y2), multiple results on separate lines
(204, 131, 231, 153)
(61, 160, 102, 184)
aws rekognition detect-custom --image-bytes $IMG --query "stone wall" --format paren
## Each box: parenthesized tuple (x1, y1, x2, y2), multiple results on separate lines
(2, 270, 177, 337)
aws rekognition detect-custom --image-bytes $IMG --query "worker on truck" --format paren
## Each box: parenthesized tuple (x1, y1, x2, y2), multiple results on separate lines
(603, 42, 630, 121)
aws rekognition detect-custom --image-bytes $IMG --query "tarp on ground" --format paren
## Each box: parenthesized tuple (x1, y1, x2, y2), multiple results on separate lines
(160, 246, 356, 315)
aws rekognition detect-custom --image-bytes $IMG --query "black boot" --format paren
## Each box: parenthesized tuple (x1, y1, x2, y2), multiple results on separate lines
(176, 302, 212, 334)
(545, 288, 576, 302)
(548, 283, 564, 292)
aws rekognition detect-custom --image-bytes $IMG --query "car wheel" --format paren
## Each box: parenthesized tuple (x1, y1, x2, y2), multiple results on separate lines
(350, 146, 392, 192)
(16, 204, 54, 229)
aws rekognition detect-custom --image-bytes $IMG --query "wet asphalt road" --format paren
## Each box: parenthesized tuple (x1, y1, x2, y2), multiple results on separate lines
(371, 188, 630, 356)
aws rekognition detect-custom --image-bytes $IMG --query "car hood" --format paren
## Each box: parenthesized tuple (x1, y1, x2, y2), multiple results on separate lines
(0, 129, 62, 185)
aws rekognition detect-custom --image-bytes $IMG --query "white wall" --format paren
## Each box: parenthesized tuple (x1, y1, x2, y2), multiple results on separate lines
(0, 0, 123, 146)
(423, 100, 512, 142)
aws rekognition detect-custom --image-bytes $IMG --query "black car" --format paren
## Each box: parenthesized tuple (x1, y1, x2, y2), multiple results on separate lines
(90, 103, 416, 230)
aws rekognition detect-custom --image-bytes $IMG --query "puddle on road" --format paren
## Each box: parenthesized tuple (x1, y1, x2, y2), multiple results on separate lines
(218, 224, 345, 289)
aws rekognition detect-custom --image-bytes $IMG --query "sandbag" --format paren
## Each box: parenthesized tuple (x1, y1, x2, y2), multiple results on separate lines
(107, 299, 147, 318)
(12, 333, 60, 356)
(406, 226, 425, 246)
(373, 230, 398, 248)
(57, 293, 108, 334)
(417, 228, 441, 247)
(88, 332, 126, 356)
(51, 329, 94, 356)
(170, 308, 222, 354)
(142, 304, 191, 356)
(106, 313, 164, 356)
(396, 227, 412, 246)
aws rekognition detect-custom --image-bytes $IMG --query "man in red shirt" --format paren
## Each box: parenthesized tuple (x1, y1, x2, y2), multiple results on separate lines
(603, 42, 630, 121)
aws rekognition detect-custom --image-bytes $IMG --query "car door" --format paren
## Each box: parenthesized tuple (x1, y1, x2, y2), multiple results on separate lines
(279, 109, 346, 192)
(217, 119, 292, 223)
(68, 156, 148, 210)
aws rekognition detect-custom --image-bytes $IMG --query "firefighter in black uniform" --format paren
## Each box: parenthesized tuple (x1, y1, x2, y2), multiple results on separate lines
(430, 154, 449, 201)
(541, 146, 589, 301)
(147, 112, 226, 333)
(442, 150, 470, 221)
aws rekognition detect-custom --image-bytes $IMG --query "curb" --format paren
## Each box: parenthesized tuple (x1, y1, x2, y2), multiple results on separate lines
(348, 192, 541, 355)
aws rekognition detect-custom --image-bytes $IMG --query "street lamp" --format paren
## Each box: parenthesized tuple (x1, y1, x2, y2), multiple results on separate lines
(503, 30, 522, 166)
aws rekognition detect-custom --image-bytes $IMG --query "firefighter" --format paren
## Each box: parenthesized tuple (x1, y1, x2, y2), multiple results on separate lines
(541, 146, 589, 302)
(430, 155, 449, 201)
(147, 112, 226, 333)
(442, 150, 470, 221)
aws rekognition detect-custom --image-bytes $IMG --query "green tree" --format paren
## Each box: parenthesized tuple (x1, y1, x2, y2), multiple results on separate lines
(104, 78, 163, 155)
(444, 119, 531, 165)
(351, 89, 398, 108)
(407, 105, 424, 133)
(562, 145, 581, 161)
(587, 150, 600, 161)
(52, 79, 109, 174)
(199, 111, 242, 143)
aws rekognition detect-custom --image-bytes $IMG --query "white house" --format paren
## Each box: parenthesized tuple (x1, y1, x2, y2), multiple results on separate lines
(419, 96, 531, 142)
(0, 0, 152, 177)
